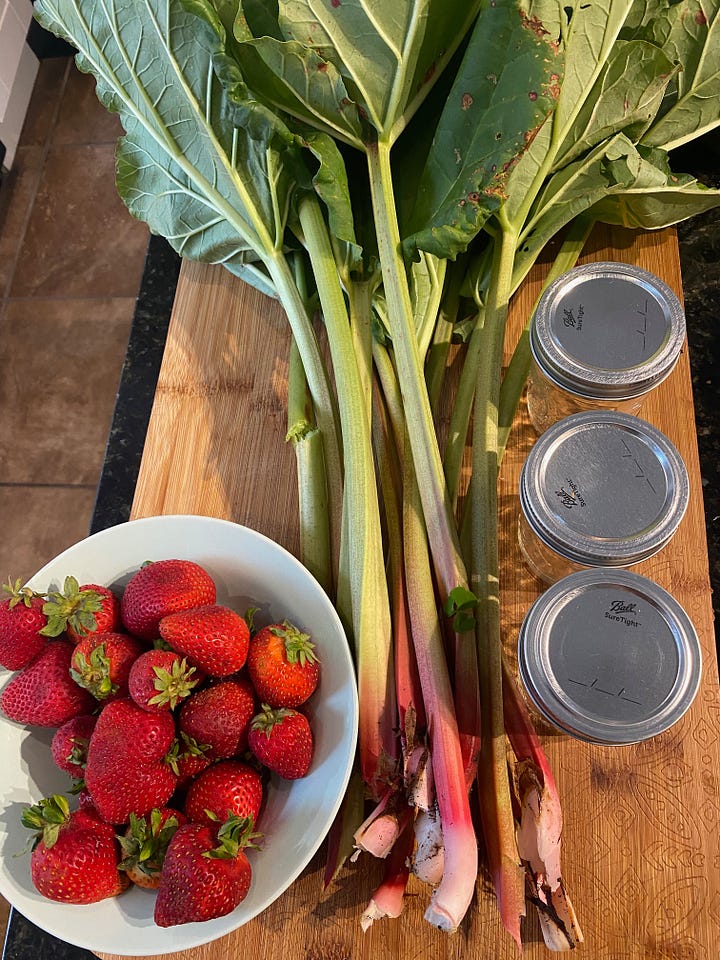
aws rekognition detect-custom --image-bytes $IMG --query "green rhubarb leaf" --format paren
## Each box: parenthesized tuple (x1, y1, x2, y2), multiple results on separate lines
(619, 0, 662, 39)
(554, 40, 679, 166)
(592, 180, 720, 228)
(297, 128, 363, 272)
(275, 0, 483, 143)
(216, 0, 482, 149)
(33, 0, 298, 278)
(500, 0, 636, 232)
(589, 145, 720, 227)
(403, 0, 562, 261)
(512, 134, 641, 281)
(640, 0, 720, 150)
(410, 252, 447, 358)
(211, 0, 366, 149)
(551, 0, 636, 137)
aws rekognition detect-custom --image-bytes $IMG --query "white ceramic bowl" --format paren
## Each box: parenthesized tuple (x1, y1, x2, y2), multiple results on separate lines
(0, 515, 358, 956)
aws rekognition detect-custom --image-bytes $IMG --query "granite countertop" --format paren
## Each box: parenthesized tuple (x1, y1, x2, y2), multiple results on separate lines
(2, 159, 719, 960)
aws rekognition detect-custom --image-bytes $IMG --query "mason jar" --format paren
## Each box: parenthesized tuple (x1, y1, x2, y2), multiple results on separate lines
(527, 261, 686, 435)
(518, 410, 689, 584)
(517, 568, 701, 745)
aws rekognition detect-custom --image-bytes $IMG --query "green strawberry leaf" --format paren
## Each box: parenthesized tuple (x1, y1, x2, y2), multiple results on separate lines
(21, 795, 71, 850)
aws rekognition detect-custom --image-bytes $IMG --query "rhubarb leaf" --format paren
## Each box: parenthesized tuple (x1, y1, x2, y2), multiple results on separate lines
(298, 128, 363, 271)
(500, 0, 634, 231)
(512, 134, 641, 282)
(640, 0, 720, 150)
(551, 0, 636, 137)
(589, 145, 720, 228)
(220, 0, 482, 149)
(404, 0, 562, 260)
(554, 40, 679, 166)
(275, 0, 483, 143)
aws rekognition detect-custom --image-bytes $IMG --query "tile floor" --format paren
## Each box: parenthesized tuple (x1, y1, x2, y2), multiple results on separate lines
(0, 56, 150, 584)
(0, 55, 150, 937)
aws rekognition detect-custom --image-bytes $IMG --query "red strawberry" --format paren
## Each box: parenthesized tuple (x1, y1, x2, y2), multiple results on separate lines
(154, 816, 258, 927)
(50, 714, 97, 777)
(70, 632, 144, 702)
(22, 794, 128, 904)
(159, 604, 250, 677)
(0, 640, 96, 726)
(178, 677, 255, 760)
(184, 760, 264, 829)
(246, 621, 320, 708)
(166, 733, 213, 791)
(41, 577, 121, 643)
(121, 559, 216, 641)
(0, 578, 48, 670)
(84, 698, 178, 824)
(128, 649, 203, 712)
(248, 704, 314, 779)
(118, 807, 187, 889)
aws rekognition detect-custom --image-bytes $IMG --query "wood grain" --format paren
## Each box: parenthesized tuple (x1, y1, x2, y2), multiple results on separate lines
(102, 224, 720, 960)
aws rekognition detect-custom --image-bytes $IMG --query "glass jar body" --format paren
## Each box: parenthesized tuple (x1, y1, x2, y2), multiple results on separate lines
(517, 511, 587, 584)
(526, 359, 647, 436)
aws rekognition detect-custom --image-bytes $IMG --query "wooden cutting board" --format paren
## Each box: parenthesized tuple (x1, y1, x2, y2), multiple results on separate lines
(105, 223, 720, 960)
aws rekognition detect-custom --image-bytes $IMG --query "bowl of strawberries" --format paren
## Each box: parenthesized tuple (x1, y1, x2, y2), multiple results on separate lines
(0, 514, 358, 955)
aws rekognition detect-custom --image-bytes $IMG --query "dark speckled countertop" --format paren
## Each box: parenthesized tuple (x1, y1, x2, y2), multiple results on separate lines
(3, 149, 719, 960)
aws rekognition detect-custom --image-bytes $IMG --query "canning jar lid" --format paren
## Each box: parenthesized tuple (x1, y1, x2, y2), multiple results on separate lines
(517, 568, 701, 744)
(519, 411, 689, 567)
(530, 261, 686, 400)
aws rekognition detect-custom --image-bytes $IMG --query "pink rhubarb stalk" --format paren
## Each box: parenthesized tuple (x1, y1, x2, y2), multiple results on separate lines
(403, 437, 477, 931)
(353, 787, 405, 860)
(503, 662, 584, 950)
(360, 812, 415, 931)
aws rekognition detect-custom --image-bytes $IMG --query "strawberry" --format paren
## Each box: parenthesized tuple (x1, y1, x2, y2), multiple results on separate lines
(121, 559, 216, 641)
(248, 704, 314, 779)
(0, 578, 48, 670)
(154, 816, 258, 927)
(70, 631, 145, 702)
(178, 677, 255, 760)
(41, 576, 121, 643)
(75, 787, 97, 812)
(159, 604, 250, 677)
(184, 760, 264, 829)
(84, 698, 178, 824)
(22, 794, 128, 904)
(118, 807, 187, 889)
(246, 621, 320, 708)
(166, 732, 213, 791)
(0, 640, 96, 726)
(128, 649, 204, 712)
(50, 714, 97, 777)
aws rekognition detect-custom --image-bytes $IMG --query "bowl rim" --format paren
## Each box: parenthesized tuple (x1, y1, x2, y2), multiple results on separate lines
(0, 514, 359, 956)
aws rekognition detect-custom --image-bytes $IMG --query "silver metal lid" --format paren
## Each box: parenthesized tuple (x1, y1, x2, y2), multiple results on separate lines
(530, 262, 686, 400)
(519, 411, 689, 566)
(517, 569, 702, 744)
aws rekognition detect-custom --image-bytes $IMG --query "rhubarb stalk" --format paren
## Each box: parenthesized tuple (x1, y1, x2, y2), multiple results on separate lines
(470, 217, 526, 948)
(403, 433, 477, 932)
(297, 195, 395, 801)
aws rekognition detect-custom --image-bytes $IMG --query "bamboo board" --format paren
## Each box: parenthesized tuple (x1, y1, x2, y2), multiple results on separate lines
(106, 223, 719, 960)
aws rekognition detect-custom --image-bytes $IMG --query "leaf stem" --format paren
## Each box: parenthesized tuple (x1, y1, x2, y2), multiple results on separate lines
(297, 193, 395, 800)
(402, 433, 477, 933)
(470, 218, 525, 948)
(497, 214, 595, 460)
(266, 252, 344, 560)
(366, 138, 468, 602)
(286, 338, 333, 596)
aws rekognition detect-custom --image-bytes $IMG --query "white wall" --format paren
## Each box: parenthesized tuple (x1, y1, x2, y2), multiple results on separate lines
(0, 0, 39, 169)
